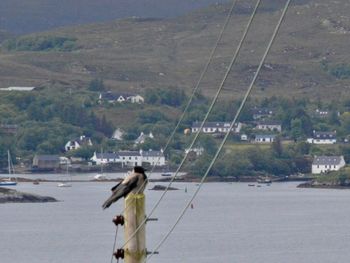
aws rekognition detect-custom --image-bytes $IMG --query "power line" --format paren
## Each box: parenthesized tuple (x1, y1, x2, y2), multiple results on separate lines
(120, 0, 262, 251)
(110, 0, 239, 259)
(144, 0, 292, 261)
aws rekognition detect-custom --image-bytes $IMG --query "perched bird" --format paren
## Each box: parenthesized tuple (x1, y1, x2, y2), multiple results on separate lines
(102, 166, 148, 209)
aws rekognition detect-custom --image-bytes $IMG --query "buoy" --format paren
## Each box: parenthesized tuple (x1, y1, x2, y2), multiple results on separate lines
(190, 203, 194, 209)
(185, 187, 187, 193)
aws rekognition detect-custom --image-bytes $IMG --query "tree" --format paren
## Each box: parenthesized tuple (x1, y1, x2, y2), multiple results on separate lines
(271, 136, 283, 157)
(88, 78, 105, 91)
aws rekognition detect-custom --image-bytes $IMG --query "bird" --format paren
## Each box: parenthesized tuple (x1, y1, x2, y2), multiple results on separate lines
(102, 166, 148, 209)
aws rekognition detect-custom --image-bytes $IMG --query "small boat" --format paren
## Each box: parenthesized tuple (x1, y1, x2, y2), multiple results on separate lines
(257, 177, 272, 184)
(0, 179, 17, 186)
(161, 172, 172, 177)
(57, 163, 72, 188)
(248, 184, 255, 187)
(94, 174, 107, 180)
(57, 182, 72, 187)
(0, 150, 17, 186)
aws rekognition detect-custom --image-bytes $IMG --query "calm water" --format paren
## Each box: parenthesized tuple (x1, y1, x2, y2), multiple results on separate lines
(1, 182, 350, 263)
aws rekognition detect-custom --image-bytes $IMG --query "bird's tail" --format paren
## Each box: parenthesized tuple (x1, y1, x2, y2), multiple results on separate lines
(102, 197, 114, 210)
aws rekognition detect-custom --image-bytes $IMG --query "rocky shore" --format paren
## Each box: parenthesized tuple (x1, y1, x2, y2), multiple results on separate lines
(297, 181, 350, 189)
(0, 187, 58, 203)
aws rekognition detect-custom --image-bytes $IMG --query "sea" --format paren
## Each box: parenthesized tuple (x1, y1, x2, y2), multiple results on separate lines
(1, 176, 350, 263)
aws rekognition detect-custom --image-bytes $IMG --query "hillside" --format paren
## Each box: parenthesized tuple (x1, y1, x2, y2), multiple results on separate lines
(0, 0, 230, 34)
(0, 0, 349, 101)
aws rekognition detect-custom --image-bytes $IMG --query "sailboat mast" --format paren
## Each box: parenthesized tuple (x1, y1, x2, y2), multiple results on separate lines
(7, 150, 11, 175)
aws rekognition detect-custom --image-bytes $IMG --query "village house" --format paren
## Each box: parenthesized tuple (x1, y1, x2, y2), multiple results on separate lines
(140, 149, 165, 166)
(90, 152, 119, 165)
(191, 121, 242, 134)
(65, 135, 93, 151)
(184, 146, 204, 156)
(251, 107, 273, 120)
(32, 155, 60, 170)
(254, 134, 276, 143)
(0, 86, 36, 91)
(134, 132, 154, 145)
(111, 128, 124, 141)
(314, 109, 329, 118)
(312, 156, 346, 174)
(116, 151, 142, 167)
(90, 149, 166, 167)
(99, 91, 144, 104)
(240, 134, 248, 141)
(256, 120, 282, 132)
(306, 131, 337, 144)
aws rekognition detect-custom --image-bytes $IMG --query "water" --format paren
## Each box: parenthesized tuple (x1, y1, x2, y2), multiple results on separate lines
(1, 182, 350, 263)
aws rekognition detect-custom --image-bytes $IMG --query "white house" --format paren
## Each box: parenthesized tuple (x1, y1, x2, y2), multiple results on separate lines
(184, 147, 204, 156)
(128, 95, 144, 104)
(256, 120, 282, 132)
(65, 135, 93, 151)
(118, 151, 142, 167)
(191, 121, 242, 134)
(240, 134, 248, 141)
(306, 131, 337, 144)
(0, 86, 35, 91)
(140, 149, 165, 166)
(91, 152, 120, 165)
(111, 128, 124, 140)
(134, 132, 154, 145)
(99, 91, 144, 104)
(255, 134, 276, 143)
(312, 156, 346, 174)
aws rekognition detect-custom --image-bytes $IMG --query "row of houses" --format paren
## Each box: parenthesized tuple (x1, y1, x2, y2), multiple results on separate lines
(90, 149, 165, 166)
(32, 149, 166, 170)
(99, 91, 144, 104)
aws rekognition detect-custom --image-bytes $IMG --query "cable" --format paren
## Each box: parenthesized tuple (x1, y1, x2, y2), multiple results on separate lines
(110, 226, 119, 263)
(145, 0, 292, 261)
(110, 0, 239, 259)
(121, 0, 262, 250)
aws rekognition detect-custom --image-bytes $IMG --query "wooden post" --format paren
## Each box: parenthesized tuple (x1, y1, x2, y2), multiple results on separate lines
(124, 193, 146, 263)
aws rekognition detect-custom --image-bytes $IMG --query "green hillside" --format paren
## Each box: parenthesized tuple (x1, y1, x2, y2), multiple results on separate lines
(0, 0, 349, 100)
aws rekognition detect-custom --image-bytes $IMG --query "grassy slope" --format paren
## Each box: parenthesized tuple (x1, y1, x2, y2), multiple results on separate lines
(0, 0, 349, 101)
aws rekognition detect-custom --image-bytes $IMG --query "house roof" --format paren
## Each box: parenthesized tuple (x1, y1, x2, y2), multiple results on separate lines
(96, 153, 119, 159)
(313, 131, 336, 139)
(101, 91, 135, 101)
(34, 155, 60, 161)
(117, 151, 141, 157)
(312, 156, 344, 165)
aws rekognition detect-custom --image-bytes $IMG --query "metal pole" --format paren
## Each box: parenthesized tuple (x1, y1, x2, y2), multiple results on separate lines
(124, 193, 146, 263)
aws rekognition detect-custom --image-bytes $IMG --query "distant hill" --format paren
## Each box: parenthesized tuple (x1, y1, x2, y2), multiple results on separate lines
(0, 0, 231, 34)
(0, 0, 349, 100)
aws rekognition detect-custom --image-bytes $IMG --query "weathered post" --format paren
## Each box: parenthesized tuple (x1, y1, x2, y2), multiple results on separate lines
(124, 193, 146, 263)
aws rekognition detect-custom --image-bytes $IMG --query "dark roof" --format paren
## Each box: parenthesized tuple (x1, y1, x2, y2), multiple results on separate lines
(96, 153, 119, 159)
(35, 155, 60, 161)
(313, 156, 343, 165)
(313, 131, 336, 139)
(102, 91, 134, 101)
(117, 151, 141, 157)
